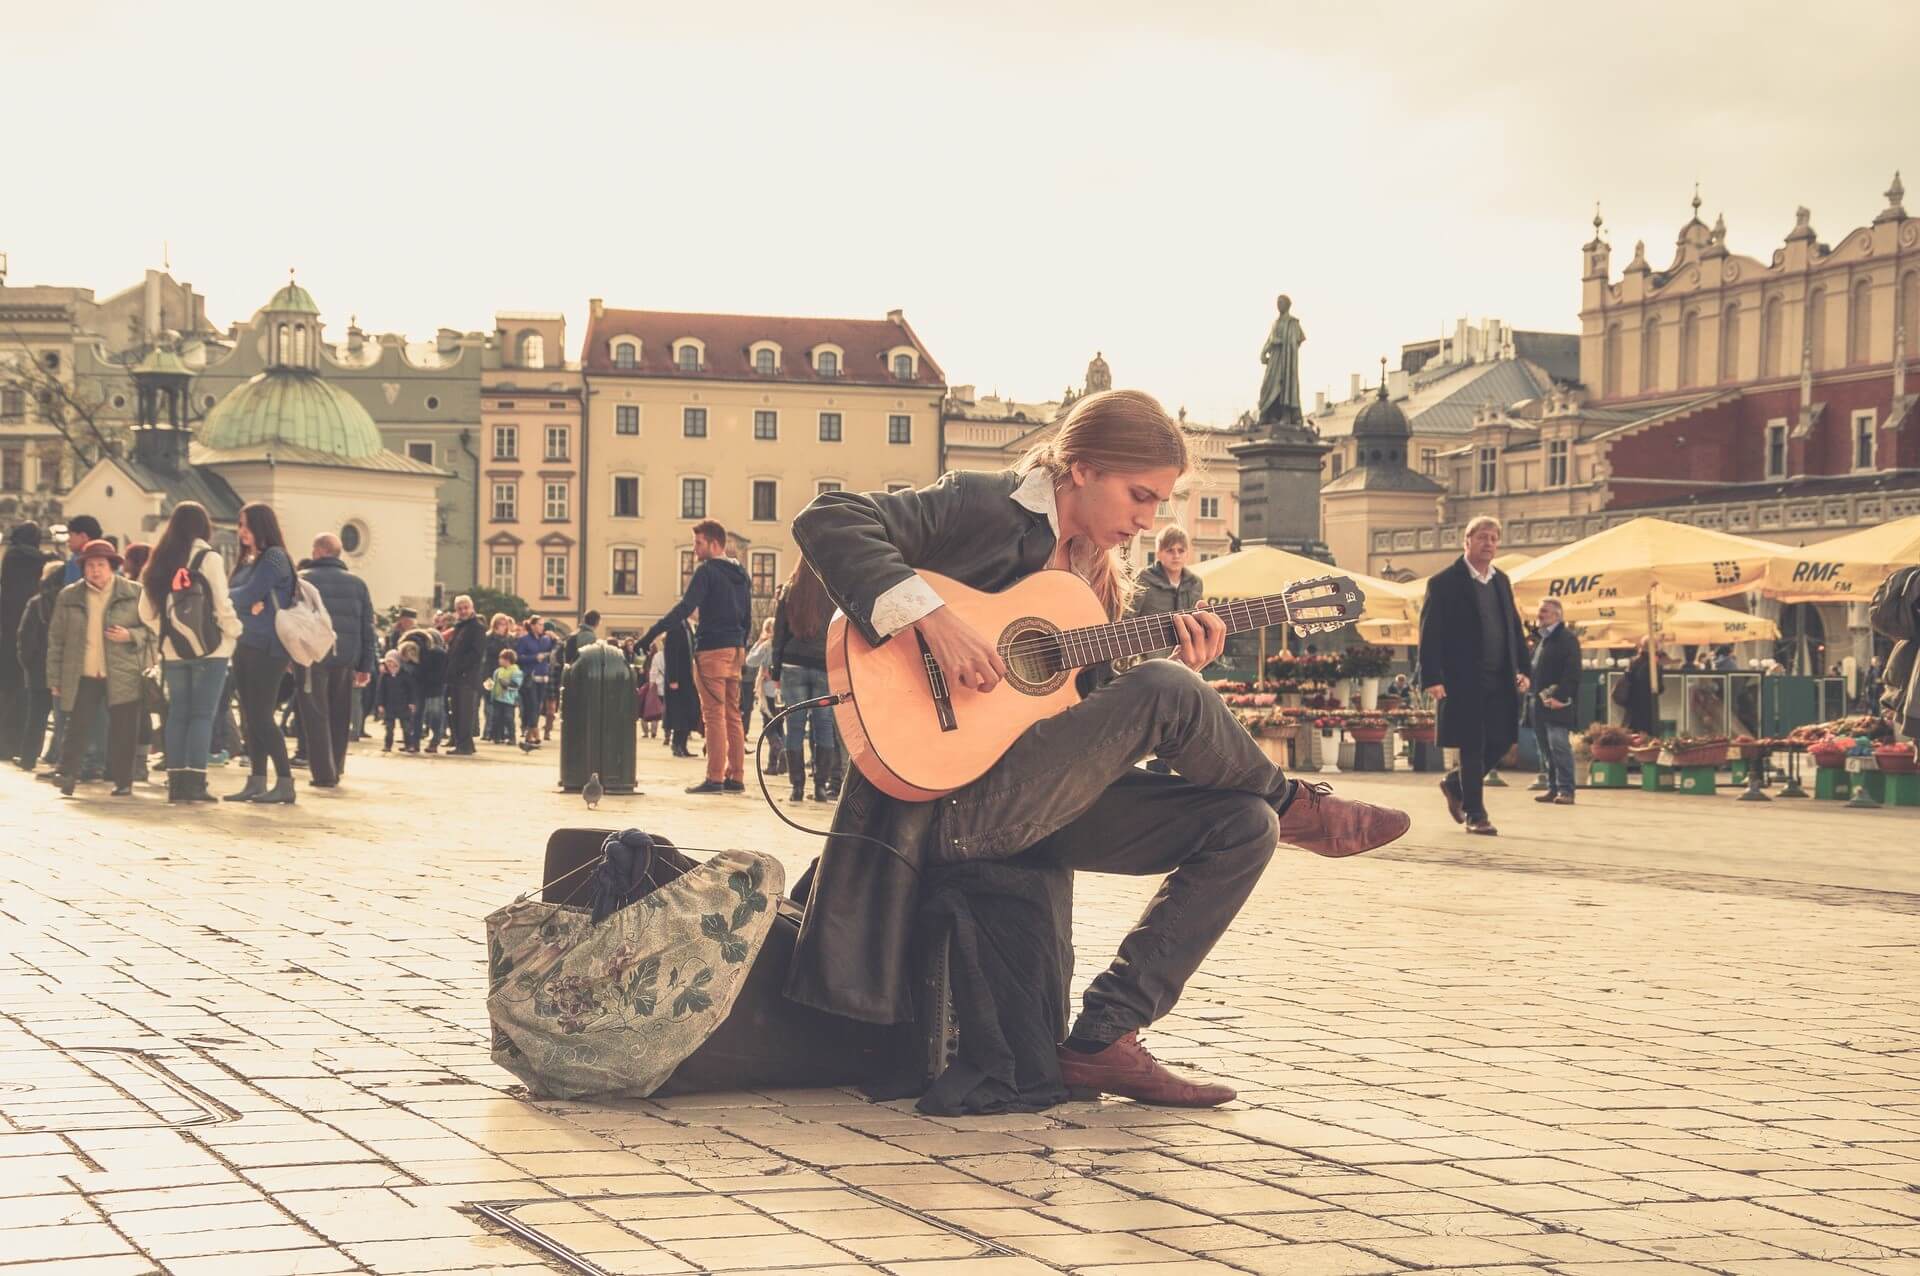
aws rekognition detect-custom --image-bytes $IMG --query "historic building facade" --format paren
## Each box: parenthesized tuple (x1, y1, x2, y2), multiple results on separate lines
(943, 354, 1255, 564)
(579, 301, 945, 634)
(480, 312, 584, 623)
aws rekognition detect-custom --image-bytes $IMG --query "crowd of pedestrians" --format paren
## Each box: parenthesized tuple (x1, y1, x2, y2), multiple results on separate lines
(1, 506, 845, 805)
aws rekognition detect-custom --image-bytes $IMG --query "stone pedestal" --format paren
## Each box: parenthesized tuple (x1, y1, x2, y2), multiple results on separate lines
(1231, 426, 1333, 560)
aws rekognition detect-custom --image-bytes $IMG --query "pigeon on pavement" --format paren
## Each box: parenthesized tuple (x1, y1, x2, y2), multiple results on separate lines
(583, 772, 603, 810)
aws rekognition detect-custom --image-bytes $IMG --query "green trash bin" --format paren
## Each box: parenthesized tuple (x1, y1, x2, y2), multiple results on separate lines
(559, 642, 638, 793)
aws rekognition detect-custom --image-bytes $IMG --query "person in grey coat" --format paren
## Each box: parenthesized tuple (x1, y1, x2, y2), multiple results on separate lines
(1127, 525, 1205, 772)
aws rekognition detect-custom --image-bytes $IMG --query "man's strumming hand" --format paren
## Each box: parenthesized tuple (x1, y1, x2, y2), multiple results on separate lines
(915, 605, 1006, 694)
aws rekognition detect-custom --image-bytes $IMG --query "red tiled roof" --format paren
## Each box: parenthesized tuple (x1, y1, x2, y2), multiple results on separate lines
(581, 307, 945, 386)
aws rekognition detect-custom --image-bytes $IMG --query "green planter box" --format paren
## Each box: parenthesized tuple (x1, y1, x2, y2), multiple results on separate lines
(1814, 768, 1851, 801)
(1884, 773, 1920, 807)
(1589, 760, 1628, 788)
(1641, 764, 1675, 792)
(1676, 765, 1717, 796)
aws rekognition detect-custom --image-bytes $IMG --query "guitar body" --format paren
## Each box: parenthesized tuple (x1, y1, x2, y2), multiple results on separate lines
(828, 570, 1109, 802)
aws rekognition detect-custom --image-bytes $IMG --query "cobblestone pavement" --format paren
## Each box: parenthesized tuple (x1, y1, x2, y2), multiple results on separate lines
(2, 735, 1918, 1276)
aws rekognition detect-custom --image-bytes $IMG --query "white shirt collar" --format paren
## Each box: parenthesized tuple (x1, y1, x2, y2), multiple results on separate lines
(1465, 557, 1495, 585)
(1010, 467, 1060, 539)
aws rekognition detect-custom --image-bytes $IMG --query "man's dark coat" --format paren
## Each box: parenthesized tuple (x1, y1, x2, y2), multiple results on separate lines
(790, 469, 1065, 1024)
(1417, 556, 1528, 756)
(1528, 623, 1582, 729)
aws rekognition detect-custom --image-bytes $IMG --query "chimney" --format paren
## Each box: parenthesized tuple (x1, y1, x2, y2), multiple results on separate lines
(950, 384, 975, 404)
(1314, 389, 1327, 414)
(1349, 373, 1362, 401)
(886, 308, 904, 324)
(1387, 369, 1410, 400)
(589, 298, 605, 322)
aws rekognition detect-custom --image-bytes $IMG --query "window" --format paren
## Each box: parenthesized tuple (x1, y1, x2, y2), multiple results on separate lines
(544, 425, 569, 461)
(520, 333, 545, 367)
(754, 348, 776, 375)
(490, 552, 516, 594)
(544, 481, 569, 521)
(1765, 418, 1788, 480)
(339, 521, 365, 555)
(893, 353, 914, 380)
(610, 549, 639, 596)
(681, 477, 707, 519)
(425, 396, 440, 412)
(1421, 448, 1438, 475)
(816, 480, 842, 496)
(407, 440, 435, 466)
(818, 412, 842, 442)
(1198, 495, 1221, 520)
(677, 345, 700, 372)
(1850, 279, 1874, 366)
(1476, 447, 1498, 494)
(1640, 316, 1662, 392)
(612, 475, 640, 518)
(543, 554, 568, 599)
(1547, 439, 1569, 487)
(679, 549, 696, 592)
(1853, 410, 1877, 471)
(751, 479, 777, 522)
(613, 340, 638, 370)
(750, 550, 777, 597)
(491, 481, 517, 521)
(888, 414, 912, 445)
(683, 407, 707, 438)
(816, 351, 839, 377)
(0, 388, 23, 420)
(492, 424, 518, 460)
(754, 409, 778, 440)
(615, 404, 639, 435)
(1, 448, 22, 492)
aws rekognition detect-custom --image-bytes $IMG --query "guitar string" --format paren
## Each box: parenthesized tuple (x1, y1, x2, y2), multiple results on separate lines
(994, 589, 1361, 667)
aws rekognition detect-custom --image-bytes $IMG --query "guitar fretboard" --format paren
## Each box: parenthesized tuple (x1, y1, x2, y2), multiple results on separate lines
(1009, 593, 1299, 672)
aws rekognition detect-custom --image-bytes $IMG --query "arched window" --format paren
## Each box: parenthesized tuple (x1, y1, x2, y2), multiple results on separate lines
(1720, 303, 1741, 382)
(1603, 322, 1622, 398)
(1808, 287, 1829, 371)
(1679, 309, 1701, 388)
(1762, 294, 1784, 377)
(520, 332, 545, 368)
(1640, 316, 1662, 393)
(276, 322, 289, 364)
(892, 353, 913, 380)
(1902, 271, 1920, 358)
(816, 350, 839, 377)
(612, 340, 638, 370)
(755, 348, 775, 375)
(1849, 278, 1873, 366)
(677, 344, 699, 372)
(293, 323, 307, 365)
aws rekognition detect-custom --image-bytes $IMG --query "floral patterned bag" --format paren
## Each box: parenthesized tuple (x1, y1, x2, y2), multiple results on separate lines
(486, 848, 782, 1098)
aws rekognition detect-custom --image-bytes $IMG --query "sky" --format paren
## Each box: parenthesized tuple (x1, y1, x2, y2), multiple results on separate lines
(8, 0, 1917, 424)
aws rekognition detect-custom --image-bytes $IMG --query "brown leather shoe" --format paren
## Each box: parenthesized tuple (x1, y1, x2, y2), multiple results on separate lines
(1439, 776, 1466, 824)
(1533, 792, 1559, 803)
(1553, 795, 1575, 805)
(1466, 818, 1498, 835)
(1056, 1032, 1235, 1107)
(1277, 781, 1411, 858)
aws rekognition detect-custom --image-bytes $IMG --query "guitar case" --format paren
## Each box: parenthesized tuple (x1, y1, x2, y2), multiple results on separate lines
(540, 829, 912, 1095)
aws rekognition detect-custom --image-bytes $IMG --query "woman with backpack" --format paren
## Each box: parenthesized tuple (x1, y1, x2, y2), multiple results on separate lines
(137, 503, 242, 803)
(224, 502, 297, 804)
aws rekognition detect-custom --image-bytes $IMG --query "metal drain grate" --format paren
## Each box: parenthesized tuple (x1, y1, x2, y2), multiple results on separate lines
(473, 1184, 1013, 1275)
(0, 1047, 236, 1133)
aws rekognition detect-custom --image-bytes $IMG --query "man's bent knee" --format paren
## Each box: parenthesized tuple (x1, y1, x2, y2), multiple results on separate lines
(1218, 792, 1280, 866)
(1118, 658, 1208, 706)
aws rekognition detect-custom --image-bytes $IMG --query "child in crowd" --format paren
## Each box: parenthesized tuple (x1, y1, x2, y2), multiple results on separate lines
(374, 650, 418, 752)
(487, 649, 522, 744)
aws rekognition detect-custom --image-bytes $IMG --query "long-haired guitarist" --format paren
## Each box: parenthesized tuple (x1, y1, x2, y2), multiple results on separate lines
(791, 389, 1411, 1107)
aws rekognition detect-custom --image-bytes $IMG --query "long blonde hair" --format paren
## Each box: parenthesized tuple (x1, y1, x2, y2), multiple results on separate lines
(1015, 389, 1188, 619)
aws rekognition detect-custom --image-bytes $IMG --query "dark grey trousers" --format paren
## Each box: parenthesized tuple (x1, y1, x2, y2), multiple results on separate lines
(941, 659, 1291, 1043)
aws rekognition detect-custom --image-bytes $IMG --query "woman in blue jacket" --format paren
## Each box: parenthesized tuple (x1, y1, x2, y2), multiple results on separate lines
(513, 615, 556, 748)
(224, 503, 297, 804)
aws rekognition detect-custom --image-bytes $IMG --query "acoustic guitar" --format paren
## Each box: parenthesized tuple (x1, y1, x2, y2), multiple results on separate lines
(827, 569, 1365, 801)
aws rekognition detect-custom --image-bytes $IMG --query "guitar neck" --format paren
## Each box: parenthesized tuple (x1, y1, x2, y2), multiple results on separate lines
(1054, 595, 1294, 669)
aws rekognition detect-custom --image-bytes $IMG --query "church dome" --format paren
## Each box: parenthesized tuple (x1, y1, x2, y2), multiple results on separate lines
(203, 371, 384, 459)
(1352, 384, 1409, 439)
(266, 281, 321, 316)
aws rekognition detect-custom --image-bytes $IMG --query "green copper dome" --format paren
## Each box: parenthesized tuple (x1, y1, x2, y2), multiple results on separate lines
(266, 281, 321, 315)
(203, 370, 383, 459)
(130, 346, 194, 378)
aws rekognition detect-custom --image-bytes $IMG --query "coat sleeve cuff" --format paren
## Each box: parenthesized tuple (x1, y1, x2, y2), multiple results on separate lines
(870, 573, 944, 639)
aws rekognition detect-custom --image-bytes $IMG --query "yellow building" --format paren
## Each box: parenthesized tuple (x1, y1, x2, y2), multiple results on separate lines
(943, 355, 1253, 563)
(481, 312, 584, 623)
(580, 301, 945, 633)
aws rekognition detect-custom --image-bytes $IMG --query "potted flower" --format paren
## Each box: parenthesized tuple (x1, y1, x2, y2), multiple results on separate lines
(1732, 734, 1767, 762)
(1347, 713, 1390, 744)
(1627, 732, 1662, 764)
(1873, 741, 1918, 775)
(1341, 644, 1395, 711)
(1809, 735, 1851, 770)
(1396, 709, 1437, 744)
(1662, 735, 1730, 768)
(1585, 723, 1633, 764)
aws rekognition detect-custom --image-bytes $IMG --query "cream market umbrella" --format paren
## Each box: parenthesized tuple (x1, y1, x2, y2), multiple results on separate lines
(1194, 545, 1421, 674)
(1507, 517, 1789, 610)
(1760, 514, 1920, 603)
(1492, 551, 1533, 574)
(1573, 598, 1781, 646)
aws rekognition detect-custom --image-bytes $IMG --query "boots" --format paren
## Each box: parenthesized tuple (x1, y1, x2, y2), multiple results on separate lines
(250, 775, 297, 805)
(186, 772, 217, 802)
(787, 749, 807, 802)
(813, 744, 835, 802)
(225, 774, 268, 802)
(768, 746, 786, 777)
(167, 771, 184, 804)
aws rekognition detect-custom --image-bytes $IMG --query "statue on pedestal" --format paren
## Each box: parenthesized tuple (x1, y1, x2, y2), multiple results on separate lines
(1256, 294, 1306, 428)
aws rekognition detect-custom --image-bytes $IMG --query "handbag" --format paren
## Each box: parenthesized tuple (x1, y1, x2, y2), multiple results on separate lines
(142, 663, 167, 713)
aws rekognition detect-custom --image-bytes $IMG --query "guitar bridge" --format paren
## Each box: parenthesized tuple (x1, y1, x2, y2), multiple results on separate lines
(916, 632, 958, 733)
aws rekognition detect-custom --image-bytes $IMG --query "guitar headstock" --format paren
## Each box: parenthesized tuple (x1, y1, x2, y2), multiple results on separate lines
(1281, 575, 1366, 634)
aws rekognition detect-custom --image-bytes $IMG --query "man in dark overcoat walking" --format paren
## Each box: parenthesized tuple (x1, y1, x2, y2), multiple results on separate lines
(1527, 598, 1582, 804)
(1418, 516, 1529, 835)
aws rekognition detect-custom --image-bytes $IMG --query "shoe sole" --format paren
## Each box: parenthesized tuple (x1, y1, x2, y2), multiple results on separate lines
(1438, 780, 1466, 824)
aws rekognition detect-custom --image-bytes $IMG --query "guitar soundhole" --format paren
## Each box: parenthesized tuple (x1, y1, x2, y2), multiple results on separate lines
(1000, 618, 1070, 696)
